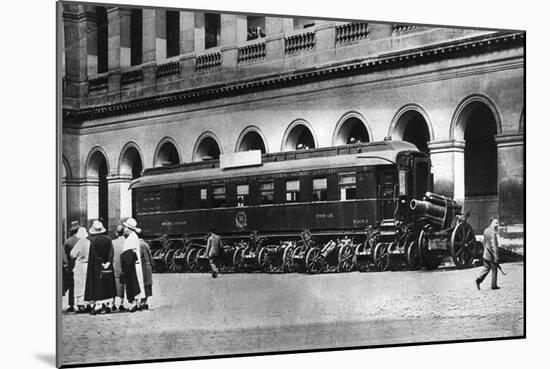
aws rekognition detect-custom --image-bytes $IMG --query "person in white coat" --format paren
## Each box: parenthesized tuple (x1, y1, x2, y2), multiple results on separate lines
(69, 227, 91, 313)
(122, 218, 145, 311)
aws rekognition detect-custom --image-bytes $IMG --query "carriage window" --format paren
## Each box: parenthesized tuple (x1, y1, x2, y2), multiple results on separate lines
(313, 178, 327, 201)
(286, 180, 300, 202)
(339, 174, 356, 200)
(237, 184, 249, 207)
(212, 185, 226, 208)
(200, 188, 208, 209)
(259, 182, 274, 205)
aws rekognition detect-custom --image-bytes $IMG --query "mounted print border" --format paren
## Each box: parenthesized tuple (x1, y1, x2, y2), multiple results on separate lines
(57, 0, 525, 367)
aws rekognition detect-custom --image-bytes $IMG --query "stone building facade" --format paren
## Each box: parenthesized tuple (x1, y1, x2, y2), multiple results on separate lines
(60, 3, 525, 251)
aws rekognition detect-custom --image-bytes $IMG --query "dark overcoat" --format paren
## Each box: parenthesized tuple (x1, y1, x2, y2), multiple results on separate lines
(120, 249, 141, 301)
(84, 234, 116, 301)
(140, 240, 153, 288)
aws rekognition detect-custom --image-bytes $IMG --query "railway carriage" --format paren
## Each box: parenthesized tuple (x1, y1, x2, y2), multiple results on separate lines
(130, 140, 476, 272)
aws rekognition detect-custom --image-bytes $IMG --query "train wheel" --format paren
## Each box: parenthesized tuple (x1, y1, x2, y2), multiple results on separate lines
(152, 249, 165, 273)
(233, 248, 244, 273)
(305, 248, 324, 274)
(165, 249, 177, 273)
(406, 241, 422, 270)
(186, 248, 199, 272)
(450, 222, 476, 269)
(197, 248, 208, 272)
(258, 247, 270, 273)
(173, 248, 186, 272)
(373, 243, 390, 271)
(282, 246, 295, 272)
(292, 247, 306, 273)
(337, 245, 354, 272)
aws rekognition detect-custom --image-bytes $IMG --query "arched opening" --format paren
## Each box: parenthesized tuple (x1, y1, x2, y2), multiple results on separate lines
(87, 150, 109, 229)
(463, 103, 498, 197)
(393, 110, 430, 153)
(120, 145, 143, 218)
(283, 123, 316, 151)
(194, 136, 221, 161)
(334, 116, 370, 145)
(454, 99, 499, 232)
(237, 130, 266, 153)
(154, 140, 181, 167)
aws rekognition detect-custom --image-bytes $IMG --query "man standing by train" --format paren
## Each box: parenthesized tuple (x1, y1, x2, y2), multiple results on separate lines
(476, 217, 500, 290)
(206, 226, 222, 278)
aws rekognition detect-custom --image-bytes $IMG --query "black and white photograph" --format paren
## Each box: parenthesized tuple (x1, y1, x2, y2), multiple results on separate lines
(55, 0, 527, 367)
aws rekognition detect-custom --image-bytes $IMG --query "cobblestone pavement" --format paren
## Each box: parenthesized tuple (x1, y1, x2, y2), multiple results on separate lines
(60, 262, 524, 366)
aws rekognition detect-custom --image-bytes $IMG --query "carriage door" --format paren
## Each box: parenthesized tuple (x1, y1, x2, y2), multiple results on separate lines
(381, 170, 397, 220)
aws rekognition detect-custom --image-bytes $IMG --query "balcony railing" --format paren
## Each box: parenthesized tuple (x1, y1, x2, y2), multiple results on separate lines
(285, 32, 315, 54)
(238, 42, 266, 63)
(88, 75, 108, 93)
(196, 52, 222, 70)
(392, 24, 423, 35)
(120, 69, 144, 85)
(336, 22, 369, 44)
(156, 61, 181, 79)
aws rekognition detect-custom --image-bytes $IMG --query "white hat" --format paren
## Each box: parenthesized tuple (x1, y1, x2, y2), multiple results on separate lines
(75, 227, 88, 239)
(89, 220, 107, 235)
(123, 218, 141, 233)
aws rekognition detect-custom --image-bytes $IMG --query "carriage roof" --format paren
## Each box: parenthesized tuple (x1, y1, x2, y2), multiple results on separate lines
(130, 140, 420, 189)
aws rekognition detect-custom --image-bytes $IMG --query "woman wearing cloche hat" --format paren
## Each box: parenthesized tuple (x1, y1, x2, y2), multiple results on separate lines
(121, 218, 146, 312)
(84, 220, 117, 314)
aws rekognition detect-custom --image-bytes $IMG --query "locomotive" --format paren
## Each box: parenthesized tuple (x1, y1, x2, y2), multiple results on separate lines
(130, 140, 478, 272)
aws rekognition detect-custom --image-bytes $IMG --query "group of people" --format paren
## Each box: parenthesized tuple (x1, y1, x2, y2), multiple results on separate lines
(62, 218, 153, 314)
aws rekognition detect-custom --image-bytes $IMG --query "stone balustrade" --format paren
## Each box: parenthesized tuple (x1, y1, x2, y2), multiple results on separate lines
(284, 32, 316, 54)
(196, 51, 222, 71)
(336, 22, 369, 44)
(87, 75, 109, 93)
(392, 24, 423, 35)
(156, 60, 181, 79)
(120, 69, 144, 85)
(238, 42, 266, 64)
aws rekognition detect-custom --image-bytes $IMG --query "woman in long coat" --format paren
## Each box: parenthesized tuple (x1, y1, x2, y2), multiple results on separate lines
(120, 236, 141, 312)
(84, 220, 116, 314)
(69, 227, 90, 313)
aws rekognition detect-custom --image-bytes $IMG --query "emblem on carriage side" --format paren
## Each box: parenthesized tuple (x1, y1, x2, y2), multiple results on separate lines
(235, 211, 248, 229)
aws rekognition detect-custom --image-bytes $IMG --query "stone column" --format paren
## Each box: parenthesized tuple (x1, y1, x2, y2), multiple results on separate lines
(63, 178, 85, 235)
(264, 17, 286, 62)
(427, 140, 465, 204)
(192, 12, 205, 54)
(83, 178, 99, 226)
(107, 175, 133, 232)
(63, 4, 88, 98)
(83, 8, 99, 76)
(220, 14, 247, 70)
(142, 9, 166, 63)
(141, 9, 166, 87)
(107, 7, 131, 93)
(495, 133, 524, 253)
(179, 11, 196, 54)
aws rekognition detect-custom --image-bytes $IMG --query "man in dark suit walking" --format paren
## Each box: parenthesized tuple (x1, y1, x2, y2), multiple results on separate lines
(476, 217, 500, 290)
(206, 226, 222, 278)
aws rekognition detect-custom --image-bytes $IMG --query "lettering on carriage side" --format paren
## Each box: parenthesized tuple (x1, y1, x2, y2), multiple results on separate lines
(353, 219, 367, 225)
(235, 211, 247, 229)
(315, 213, 334, 219)
(162, 221, 187, 227)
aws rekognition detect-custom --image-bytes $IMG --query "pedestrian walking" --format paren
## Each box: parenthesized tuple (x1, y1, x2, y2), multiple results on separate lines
(70, 226, 91, 313)
(122, 218, 145, 311)
(62, 221, 80, 312)
(111, 225, 126, 311)
(84, 220, 117, 314)
(476, 217, 500, 290)
(139, 237, 153, 309)
(206, 226, 222, 278)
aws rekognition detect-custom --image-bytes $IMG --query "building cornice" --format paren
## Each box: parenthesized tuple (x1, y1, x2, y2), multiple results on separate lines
(63, 31, 524, 122)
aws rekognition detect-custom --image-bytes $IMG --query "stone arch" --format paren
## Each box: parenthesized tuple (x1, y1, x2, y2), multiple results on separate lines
(119, 141, 144, 178)
(85, 146, 110, 228)
(332, 111, 372, 146)
(281, 119, 318, 151)
(451, 95, 500, 232)
(153, 137, 181, 167)
(451, 94, 502, 140)
(62, 155, 72, 179)
(389, 104, 433, 153)
(192, 132, 223, 162)
(235, 126, 268, 153)
(86, 146, 110, 177)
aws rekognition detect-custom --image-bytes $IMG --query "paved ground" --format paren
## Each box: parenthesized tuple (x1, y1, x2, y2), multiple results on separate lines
(60, 262, 524, 366)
